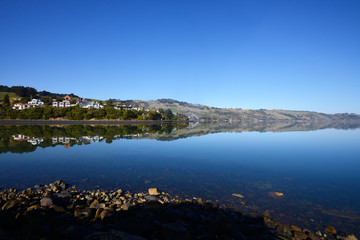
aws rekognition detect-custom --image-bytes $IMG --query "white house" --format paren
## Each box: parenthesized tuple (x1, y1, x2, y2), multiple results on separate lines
(52, 95, 73, 108)
(13, 134, 32, 140)
(80, 101, 103, 109)
(52, 100, 71, 108)
(12, 103, 36, 110)
(52, 95, 72, 108)
(114, 105, 132, 110)
(12, 134, 43, 145)
(28, 138, 43, 145)
(52, 137, 70, 144)
(28, 99, 44, 106)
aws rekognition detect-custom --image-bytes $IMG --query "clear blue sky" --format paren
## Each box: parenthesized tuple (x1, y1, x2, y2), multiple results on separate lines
(1, 1, 359, 113)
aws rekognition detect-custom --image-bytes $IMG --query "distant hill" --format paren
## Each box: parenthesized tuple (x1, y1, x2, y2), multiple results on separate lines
(114, 98, 360, 123)
(2, 85, 359, 123)
(0, 85, 78, 99)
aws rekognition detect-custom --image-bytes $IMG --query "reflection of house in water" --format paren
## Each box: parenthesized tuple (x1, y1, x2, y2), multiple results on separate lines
(51, 136, 103, 146)
(78, 136, 103, 145)
(52, 137, 71, 144)
(12, 134, 44, 145)
(52, 137, 77, 148)
(114, 134, 143, 139)
(28, 138, 43, 145)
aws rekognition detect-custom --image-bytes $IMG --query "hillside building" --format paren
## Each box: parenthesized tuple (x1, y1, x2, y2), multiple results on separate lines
(77, 98, 103, 109)
(12, 103, 36, 110)
(52, 96, 71, 108)
(28, 99, 44, 106)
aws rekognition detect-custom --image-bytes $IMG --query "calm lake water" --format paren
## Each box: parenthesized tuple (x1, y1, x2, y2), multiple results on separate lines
(0, 123, 360, 235)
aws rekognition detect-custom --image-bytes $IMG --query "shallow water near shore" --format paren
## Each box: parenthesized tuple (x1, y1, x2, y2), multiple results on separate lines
(0, 123, 360, 235)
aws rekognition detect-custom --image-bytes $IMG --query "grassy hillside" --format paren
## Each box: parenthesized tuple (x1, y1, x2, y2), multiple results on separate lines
(0, 92, 18, 100)
(115, 98, 360, 123)
(2, 83, 359, 123)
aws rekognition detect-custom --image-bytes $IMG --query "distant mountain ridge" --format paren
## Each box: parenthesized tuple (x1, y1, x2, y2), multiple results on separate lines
(1, 85, 359, 122)
(0, 85, 79, 99)
(115, 98, 360, 123)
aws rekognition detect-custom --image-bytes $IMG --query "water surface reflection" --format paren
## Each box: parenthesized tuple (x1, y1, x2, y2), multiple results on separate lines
(0, 122, 359, 235)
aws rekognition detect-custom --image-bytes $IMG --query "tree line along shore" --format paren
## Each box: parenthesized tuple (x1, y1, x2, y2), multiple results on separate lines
(0, 104, 188, 121)
(0, 85, 188, 121)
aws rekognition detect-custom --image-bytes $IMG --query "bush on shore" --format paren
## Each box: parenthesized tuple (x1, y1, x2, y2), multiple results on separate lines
(0, 106, 188, 121)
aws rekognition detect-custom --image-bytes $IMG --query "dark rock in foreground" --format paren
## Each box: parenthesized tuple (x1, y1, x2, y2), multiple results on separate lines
(0, 180, 358, 240)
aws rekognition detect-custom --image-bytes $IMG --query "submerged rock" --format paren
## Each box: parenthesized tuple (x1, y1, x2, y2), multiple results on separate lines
(85, 229, 147, 240)
(144, 195, 160, 202)
(337, 233, 358, 240)
(56, 190, 72, 198)
(268, 191, 285, 198)
(291, 225, 302, 233)
(161, 223, 191, 240)
(232, 193, 245, 199)
(325, 225, 337, 236)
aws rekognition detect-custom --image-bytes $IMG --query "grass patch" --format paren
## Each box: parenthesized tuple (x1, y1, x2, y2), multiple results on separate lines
(0, 92, 18, 99)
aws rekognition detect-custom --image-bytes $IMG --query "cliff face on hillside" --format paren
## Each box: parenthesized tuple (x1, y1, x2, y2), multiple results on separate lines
(116, 99, 360, 123)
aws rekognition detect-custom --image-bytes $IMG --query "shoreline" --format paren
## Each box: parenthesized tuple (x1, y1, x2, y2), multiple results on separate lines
(0, 119, 191, 125)
(0, 181, 357, 240)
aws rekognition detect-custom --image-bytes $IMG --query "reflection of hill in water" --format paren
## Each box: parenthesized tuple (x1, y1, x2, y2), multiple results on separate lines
(144, 120, 360, 141)
(1, 121, 359, 153)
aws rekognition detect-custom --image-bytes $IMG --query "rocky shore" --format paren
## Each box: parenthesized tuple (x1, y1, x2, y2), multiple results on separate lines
(0, 181, 357, 240)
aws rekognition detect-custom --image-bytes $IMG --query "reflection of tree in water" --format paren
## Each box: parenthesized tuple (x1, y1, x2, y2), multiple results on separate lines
(1, 121, 359, 154)
(0, 139, 37, 154)
(0, 123, 187, 154)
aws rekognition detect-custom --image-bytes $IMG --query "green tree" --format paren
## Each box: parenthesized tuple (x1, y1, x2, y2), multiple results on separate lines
(3, 94, 10, 108)
(105, 107, 117, 119)
(85, 111, 94, 120)
(14, 87, 27, 97)
(94, 109, 106, 119)
(3, 94, 10, 104)
(105, 99, 113, 107)
(163, 124, 174, 134)
(40, 97, 50, 104)
(20, 97, 30, 103)
(149, 111, 162, 120)
(164, 109, 174, 120)
(21, 107, 44, 119)
(42, 107, 53, 120)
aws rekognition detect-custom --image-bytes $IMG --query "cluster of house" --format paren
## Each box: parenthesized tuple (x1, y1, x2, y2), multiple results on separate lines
(77, 98, 103, 109)
(12, 134, 44, 145)
(114, 104, 132, 110)
(52, 137, 72, 144)
(12, 99, 44, 110)
(52, 95, 72, 108)
(12, 134, 106, 148)
(114, 105, 149, 111)
(11, 95, 150, 111)
(12, 95, 105, 110)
